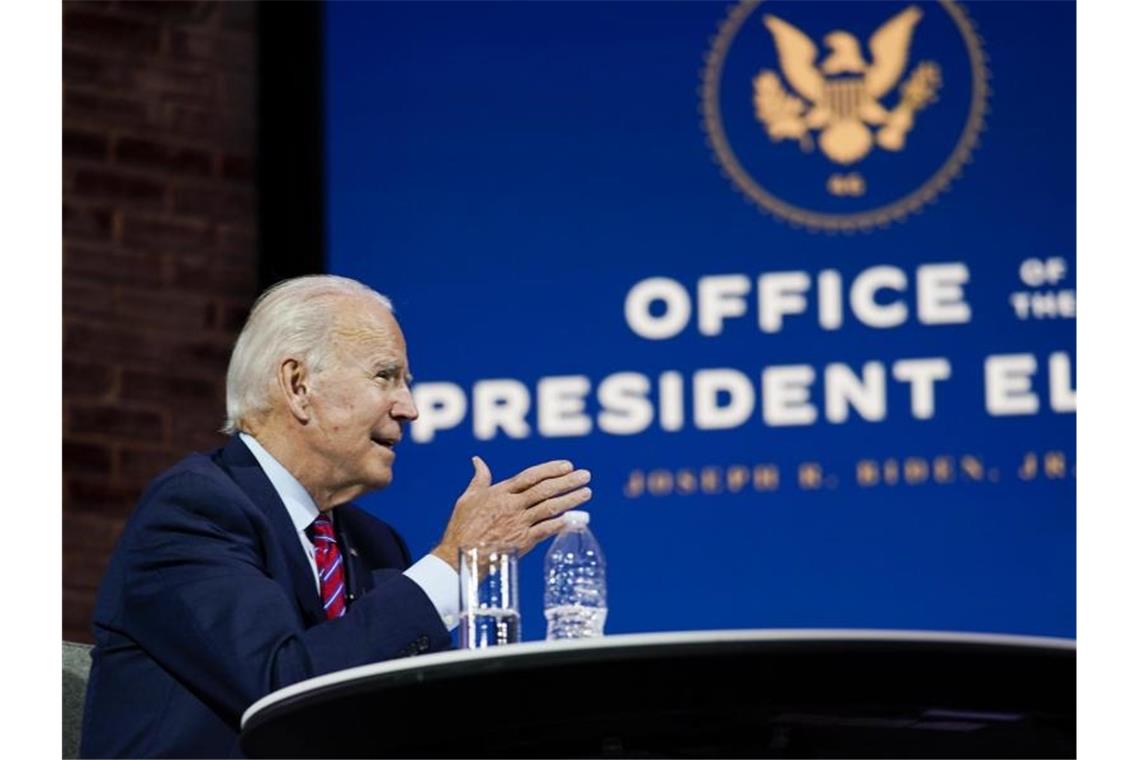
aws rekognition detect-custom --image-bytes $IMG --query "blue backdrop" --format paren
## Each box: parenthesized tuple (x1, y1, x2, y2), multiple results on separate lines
(325, 1, 1075, 640)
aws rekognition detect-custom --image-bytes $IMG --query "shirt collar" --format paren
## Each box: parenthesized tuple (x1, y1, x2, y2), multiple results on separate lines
(239, 432, 322, 534)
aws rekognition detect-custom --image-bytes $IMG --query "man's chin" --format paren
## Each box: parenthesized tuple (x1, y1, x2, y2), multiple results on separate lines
(360, 445, 396, 489)
(367, 465, 393, 491)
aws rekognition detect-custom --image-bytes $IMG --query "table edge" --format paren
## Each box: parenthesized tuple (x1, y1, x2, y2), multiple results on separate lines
(240, 628, 1075, 728)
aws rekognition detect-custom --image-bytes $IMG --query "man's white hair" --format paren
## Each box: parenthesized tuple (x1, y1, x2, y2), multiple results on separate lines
(222, 274, 393, 435)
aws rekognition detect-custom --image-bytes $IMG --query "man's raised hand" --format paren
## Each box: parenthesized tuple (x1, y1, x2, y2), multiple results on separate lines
(430, 456, 592, 570)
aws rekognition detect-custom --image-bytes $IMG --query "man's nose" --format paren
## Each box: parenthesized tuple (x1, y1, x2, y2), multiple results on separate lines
(392, 386, 419, 421)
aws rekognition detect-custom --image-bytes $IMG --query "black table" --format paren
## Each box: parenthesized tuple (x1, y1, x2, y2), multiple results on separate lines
(240, 629, 1075, 758)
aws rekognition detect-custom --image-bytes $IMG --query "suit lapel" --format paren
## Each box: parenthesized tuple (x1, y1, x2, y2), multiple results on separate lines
(333, 508, 374, 601)
(216, 436, 326, 624)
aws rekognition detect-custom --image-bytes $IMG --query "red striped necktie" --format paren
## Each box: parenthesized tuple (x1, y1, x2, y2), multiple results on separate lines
(307, 513, 347, 620)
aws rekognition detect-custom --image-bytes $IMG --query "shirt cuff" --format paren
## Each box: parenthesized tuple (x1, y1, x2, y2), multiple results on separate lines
(404, 554, 460, 631)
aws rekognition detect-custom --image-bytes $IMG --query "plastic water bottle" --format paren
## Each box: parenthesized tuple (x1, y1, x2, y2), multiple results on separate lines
(544, 510, 607, 639)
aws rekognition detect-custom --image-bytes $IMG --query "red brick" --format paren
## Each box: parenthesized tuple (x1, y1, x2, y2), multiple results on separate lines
(213, 298, 254, 332)
(63, 0, 258, 635)
(217, 223, 257, 258)
(167, 392, 228, 424)
(64, 550, 113, 593)
(63, 48, 111, 86)
(121, 368, 218, 404)
(170, 336, 236, 374)
(63, 440, 114, 476)
(61, 544, 118, 592)
(160, 109, 255, 150)
(170, 416, 229, 453)
(64, 626, 94, 645)
(64, 510, 125, 552)
(119, 1, 215, 23)
(115, 289, 212, 330)
(70, 404, 166, 440)
(170, 28, 255, 69)
(64, 322, 167, 365)
(219, 72, 256, 111)
(65, 0, 115, 10)
(220, 153, 254, 181)
(62, 359, 116, 400)
(171, 257, 256, 296)
(67, 478, 144, 514)
(119, 447, 181, 484)
(63, 128, 109, 161)
(164, 111, 255, 151)
(219, 1, 257, 32)
(73, 168, 165, 204)
(181, 433, 229, 456)
(66, 87, 154, 127)
(64, 243, 165, 287)
(62, 47, 100, 83)
(64, 279, 115, 320)
(134, 66, 218, 103)
(62, 48, 135, 89)
(63, 9, 162, 56)
(171, 182, 255, 221)
(121, 214, 214, 251)
(62, 203, 116, 241)
(116, 135, 213, 176)
(64, 537, 119, 595)
(63, 586, 98, 642)
(161, 102, 220, 140)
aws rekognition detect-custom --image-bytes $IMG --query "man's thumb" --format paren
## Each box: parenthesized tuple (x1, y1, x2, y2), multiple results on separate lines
(466, 455, 492, 491)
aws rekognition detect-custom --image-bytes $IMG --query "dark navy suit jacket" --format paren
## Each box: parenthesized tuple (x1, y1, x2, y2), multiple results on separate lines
(80, 436, 452, 758)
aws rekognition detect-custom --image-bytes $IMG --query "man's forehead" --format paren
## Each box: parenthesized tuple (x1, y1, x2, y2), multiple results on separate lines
(329, 297, 406, 356)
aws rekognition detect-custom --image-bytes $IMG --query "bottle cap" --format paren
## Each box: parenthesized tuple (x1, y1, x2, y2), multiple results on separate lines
(563, 510, 590, 526)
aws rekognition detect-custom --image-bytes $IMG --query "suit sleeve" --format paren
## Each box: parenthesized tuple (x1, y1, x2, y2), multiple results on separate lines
(119, 471, 450, 725)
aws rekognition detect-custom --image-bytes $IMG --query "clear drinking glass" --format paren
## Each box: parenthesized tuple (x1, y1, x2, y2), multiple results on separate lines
(458, 545, 520, 648)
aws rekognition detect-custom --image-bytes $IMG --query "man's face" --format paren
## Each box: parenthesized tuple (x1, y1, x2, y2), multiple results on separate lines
(301, 296, 418, 501)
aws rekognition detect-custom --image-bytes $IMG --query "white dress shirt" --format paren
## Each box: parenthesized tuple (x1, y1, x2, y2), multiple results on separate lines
(239, 433, 459, 631)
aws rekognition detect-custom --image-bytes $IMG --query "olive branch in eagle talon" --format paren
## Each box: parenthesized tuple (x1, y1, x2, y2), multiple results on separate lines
(751, 5, 942, 165)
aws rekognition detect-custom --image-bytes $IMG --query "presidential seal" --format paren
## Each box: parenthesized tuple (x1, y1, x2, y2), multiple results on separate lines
(701, 0, 988, 231)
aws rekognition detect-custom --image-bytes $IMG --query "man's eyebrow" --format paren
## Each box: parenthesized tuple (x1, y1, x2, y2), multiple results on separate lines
(370, 359, 412, 382)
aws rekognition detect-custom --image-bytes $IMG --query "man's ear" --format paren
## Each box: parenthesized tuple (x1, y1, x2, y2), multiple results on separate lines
(277, 358, 313, 423)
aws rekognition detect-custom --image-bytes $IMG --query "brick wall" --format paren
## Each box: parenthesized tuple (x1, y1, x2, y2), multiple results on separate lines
(63, 1, 259, 643)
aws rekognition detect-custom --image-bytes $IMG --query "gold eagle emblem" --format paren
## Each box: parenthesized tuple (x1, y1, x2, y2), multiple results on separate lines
(753, 5, 942, 165)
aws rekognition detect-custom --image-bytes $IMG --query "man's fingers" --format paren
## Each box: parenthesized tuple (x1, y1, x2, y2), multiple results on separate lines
(526, 515, 568, 547)
(464, 456, 492, 493)
(527, 487, 592, 525)
(505, 460, 573, 493)
(520, 469, 591, 506)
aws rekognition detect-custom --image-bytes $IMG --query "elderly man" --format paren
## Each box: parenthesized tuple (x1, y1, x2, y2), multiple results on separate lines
(80, 275, 592, 758)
